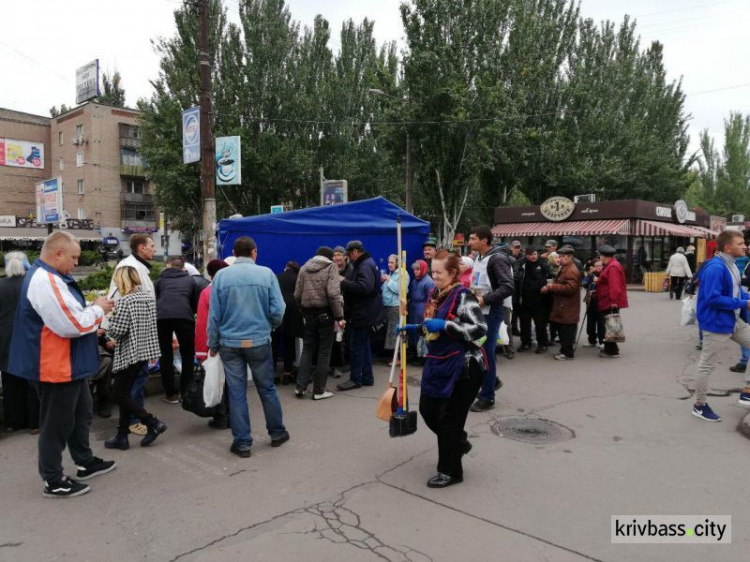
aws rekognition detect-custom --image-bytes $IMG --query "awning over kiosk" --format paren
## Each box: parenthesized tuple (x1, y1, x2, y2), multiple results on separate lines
(631, 220, 706, 238)
(492, 219, 631, 238)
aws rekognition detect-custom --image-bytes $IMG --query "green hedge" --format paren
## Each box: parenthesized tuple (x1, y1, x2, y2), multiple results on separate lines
(78, 266, 114, 291)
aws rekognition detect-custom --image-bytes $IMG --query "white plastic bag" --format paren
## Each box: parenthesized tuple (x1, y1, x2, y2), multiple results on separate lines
(681, 296, 696, 327)
(497, 321, 510, 346)
(203, 354, 225, 408)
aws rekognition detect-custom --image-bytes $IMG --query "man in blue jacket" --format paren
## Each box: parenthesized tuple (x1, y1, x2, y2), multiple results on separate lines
(337, 240, 383, 391)
(694, 230, 750, 421)
(208, 237, 289, 457)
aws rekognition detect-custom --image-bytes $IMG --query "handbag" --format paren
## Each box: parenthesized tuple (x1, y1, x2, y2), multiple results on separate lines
(604, 312, 626, 343)
(181, 365, 216, 418)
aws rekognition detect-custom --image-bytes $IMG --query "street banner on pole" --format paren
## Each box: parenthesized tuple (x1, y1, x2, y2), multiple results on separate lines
(270, 205, 284, 214)
(182, 106, 200, 164)
(215, 136, 241, 185)
(36, 177, 63, 224)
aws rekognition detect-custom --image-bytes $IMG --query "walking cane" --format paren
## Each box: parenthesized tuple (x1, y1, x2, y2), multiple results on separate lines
(574, 308, 588, 351)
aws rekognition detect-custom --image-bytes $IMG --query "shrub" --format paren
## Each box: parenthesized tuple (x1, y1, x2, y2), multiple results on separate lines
(78, 266, 114, 291)
(78, 250, 101, 266)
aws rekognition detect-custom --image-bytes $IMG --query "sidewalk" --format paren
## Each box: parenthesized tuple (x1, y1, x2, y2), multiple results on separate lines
(1, 291, 748, 561)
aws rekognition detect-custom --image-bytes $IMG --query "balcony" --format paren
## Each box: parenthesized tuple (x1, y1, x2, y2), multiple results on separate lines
(120, 164, 147, 177)
(120, 136, 141, 149)
(121, 192, 153, 204)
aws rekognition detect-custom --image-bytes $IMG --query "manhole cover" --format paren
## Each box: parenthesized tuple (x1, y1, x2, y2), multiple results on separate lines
(491, 418, 575, 444)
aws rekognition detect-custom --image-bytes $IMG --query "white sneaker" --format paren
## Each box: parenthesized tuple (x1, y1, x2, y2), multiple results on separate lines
(313, 391, 334, 401)
(554, 353, 573, 361)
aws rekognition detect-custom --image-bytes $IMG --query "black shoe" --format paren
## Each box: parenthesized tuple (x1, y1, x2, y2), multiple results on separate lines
(329, 368, 344, 379)
(427, 472, 463, 488)
(337, 380, 362, 391)
(270, 431, 290, 448)
(141, 418, 167, 447)
(494, 377, 503, 391)
(730, 363, 747, 373)
(535, 346, 548, 354)
(517, 345, 531, 352)
(76, 457, 117, 481)
(43, 476, 90, 498)
(230, 443, 252, 458)
(104, 434, 130, 450)
(470, 399, 494, 412)
(208, 418, 229, 430)
(282, 373, 294, 385)
(505, 349, 515, 359)
(97, 402, 112, 419)
(461, 440, 473, 456)
(362, 381, 374, 387)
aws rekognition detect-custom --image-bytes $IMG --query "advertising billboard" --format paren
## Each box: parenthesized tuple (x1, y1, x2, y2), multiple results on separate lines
(182, 106, 200, 164)
(0, 137, 44, 169)
(76, 60, 100, 105)
(215, 136, 242, 185)
(321, 180, 348, 206)
(36, 178, 63, 224)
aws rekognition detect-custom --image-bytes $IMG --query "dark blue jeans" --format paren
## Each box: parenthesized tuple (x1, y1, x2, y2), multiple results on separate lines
(478, 306, 502, 403)
(219, 344, 286, 449)
(349, 326, 374, 386)
(129, 362, 149, 425)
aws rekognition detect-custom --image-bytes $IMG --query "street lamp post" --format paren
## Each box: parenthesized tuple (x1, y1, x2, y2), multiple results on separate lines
(368, 88, 413, 214)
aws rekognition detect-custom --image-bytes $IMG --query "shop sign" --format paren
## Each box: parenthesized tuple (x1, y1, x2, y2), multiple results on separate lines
(0, 215, 16, 227)
(540, 196, 575, 221)
(655, 206, 672, 218)
(674, 200, 695, 224)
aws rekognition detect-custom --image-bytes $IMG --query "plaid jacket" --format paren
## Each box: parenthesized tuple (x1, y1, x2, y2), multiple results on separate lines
(107, 289, 161, 373)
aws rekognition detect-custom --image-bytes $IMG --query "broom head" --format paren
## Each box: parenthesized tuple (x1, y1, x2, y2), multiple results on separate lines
(389, 410, 418, 437)
(376, 387, 397, 422)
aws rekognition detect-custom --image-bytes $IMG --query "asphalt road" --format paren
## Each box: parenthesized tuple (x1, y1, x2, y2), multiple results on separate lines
(1, 290, 748, 562)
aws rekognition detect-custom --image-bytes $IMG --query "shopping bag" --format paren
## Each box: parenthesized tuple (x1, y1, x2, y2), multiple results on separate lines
(604, 313, 626, 343)
(662, 277, 670, 292)
(203, 354, 225, 408)
(497, 321, 510, 346)
(182, 367, 216, 418)
(681, 296, 697, 327)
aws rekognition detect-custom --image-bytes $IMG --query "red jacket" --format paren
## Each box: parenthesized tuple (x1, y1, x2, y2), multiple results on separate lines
(195, 285, 211, 363)
(597, 259, 628, 311)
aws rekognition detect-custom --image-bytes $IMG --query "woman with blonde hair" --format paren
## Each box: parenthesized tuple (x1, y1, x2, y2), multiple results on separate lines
(105, 266, 166, 449)
(381, 254, 407, 366)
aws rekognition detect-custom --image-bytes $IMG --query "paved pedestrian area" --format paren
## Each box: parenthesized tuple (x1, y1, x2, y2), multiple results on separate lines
(1, 291, 748, 562)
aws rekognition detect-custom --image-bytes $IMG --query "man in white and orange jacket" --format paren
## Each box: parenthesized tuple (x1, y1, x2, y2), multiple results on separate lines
(9, 231, 117, 498)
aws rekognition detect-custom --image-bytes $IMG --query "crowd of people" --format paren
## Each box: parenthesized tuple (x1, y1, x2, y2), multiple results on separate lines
(0, 226, 632, 496)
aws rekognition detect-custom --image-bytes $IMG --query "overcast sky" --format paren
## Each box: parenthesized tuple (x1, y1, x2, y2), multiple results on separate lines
(1, 0, 748, 156)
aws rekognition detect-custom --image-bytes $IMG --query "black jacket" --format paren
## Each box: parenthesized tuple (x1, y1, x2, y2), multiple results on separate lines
(515, 259, 550, 307)
(481, 247, 515, 307)
(155, 267, 199, 321)
(341, 252, 383, 328)
(0, 275, 24, 372)
(277, 269, 304, 338)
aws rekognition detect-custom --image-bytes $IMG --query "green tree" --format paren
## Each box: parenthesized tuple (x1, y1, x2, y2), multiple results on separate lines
(98, 70, 127, 107)
(49, 104, 71, 117)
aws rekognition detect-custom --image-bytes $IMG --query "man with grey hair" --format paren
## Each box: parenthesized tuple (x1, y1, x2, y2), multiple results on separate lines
(9, 231, 116, 498)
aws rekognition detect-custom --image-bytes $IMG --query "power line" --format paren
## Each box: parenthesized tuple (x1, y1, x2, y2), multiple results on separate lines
(687, 82, 750, 97)
(633, 0, 743, 19)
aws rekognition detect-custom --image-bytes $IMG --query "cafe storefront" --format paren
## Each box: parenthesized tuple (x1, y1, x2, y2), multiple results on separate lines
(492, 198, 719, 283)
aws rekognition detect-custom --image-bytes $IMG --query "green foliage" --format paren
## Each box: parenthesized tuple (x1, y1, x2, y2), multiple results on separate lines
(78, 250, 101, 266)
(149, 262, 165, 281)
(50, 104, 71, 118)
(98, 70, 127, 107)
(78, 266, 114, 291)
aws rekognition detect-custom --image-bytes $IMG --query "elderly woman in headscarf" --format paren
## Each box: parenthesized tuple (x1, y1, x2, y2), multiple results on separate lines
(666, 246, 692, 300)
(459, 256, 474, 288)
(381, 254, 408, 366)
(406, 259, 436, 364)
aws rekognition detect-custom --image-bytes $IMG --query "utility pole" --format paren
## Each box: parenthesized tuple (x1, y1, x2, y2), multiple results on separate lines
(199, 0, 216, 266)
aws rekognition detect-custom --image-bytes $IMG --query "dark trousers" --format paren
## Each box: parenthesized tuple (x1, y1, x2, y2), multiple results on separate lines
(519, 304, 549, 347)
(272, 329, 297, 373)
(558, 323, 577, 358)
(349, 326, 374, 385)
(670, 276, 686, 299)
(603, 342, 620, 356)
(113, 362, 153, 435)
(419, 360, 483, 479)
(38, 379, 95, 482)
(157, 318, 196, 397)
(586, 305, 605, 345)
(91, 353, 113, 408)
(2, 371, 40, 430)
(297, 311, 335, 395)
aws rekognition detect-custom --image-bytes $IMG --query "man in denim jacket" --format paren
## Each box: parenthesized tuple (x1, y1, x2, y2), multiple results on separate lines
(208, 237, 289, 457)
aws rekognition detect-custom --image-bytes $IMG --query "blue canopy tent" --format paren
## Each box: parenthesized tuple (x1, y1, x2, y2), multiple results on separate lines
(217, 197, 431, 274)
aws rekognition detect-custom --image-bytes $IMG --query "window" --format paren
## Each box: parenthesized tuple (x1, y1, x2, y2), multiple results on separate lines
(123, 180, 146, 194)
(58, 131, 63, 146)
(75, 124, 83, 137)
(121, 204, 155, 221)
(120, 148, 144, 167)
(77, 207, 87, 220)
(76, 152, 84, 167)
(59, 157, 64, 171)
(119, 123, 141, 139)
(77, 179, 84, 195)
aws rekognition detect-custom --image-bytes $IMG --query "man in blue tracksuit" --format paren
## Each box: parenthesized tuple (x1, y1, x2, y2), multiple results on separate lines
(694, 230, 750, 422)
